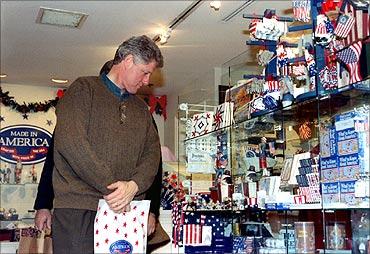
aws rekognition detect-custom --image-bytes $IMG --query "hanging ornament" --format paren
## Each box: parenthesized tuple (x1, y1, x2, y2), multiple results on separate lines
(314, 14, 335, 47)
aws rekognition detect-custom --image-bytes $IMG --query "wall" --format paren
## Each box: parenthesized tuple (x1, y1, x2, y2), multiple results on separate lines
(1, 83, 58, 217)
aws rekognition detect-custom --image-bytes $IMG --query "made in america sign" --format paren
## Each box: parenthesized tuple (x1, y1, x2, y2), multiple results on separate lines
(0, 125, 52, 164)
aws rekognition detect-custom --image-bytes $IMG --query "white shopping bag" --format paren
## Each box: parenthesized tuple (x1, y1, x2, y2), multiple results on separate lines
(94, 199, 150, 254)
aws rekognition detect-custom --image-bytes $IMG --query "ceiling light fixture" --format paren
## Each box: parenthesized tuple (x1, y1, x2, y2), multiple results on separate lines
(210, 1, 221, 11)
(159, 29, 172, 45)
(0, 74, 7, 78)
(153, 1, 203, 44)
(51, 78, 68, 84)
(36, 7, 88, 28)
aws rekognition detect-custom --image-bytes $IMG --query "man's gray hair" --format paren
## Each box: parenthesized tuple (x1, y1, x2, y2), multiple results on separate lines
(113, 35, 163, 68)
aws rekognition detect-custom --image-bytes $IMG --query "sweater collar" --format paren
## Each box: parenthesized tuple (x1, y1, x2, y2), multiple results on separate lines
(100, 73, 131, 101)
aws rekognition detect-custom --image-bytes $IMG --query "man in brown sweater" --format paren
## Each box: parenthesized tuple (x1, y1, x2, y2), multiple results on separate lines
(52, 35, 163, 253)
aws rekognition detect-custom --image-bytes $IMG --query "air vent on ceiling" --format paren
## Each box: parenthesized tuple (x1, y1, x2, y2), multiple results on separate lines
(36, 7, 88, 28)
(221, 0, 256, 23)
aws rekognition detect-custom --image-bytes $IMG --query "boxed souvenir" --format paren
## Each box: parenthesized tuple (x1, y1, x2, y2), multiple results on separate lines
(322, 182, 340, 206)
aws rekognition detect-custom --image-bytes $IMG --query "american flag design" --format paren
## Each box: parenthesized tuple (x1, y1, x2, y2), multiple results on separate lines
(304, 49, 317, 77)
(336, 40, 363, 84)
(264, 81, 281, 92)
(249, 19, 260, 39)
(335, 13, 356, 38)
(315, 14, 335, 36)
(183, 214, 207, 246)
(172, 201, 185, 247)
(341, 0, 370, 46)
(94, 199, 150, 254)
(183, 213, 233, 253)
(277, 44, 293, 76)
(292, 0, 311, 22)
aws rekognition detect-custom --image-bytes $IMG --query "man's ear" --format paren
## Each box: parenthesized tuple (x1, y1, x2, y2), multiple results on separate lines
(123, 54, 134, 69)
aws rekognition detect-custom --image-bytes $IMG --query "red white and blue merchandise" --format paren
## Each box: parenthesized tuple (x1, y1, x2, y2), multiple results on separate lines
(191, 112, 214, 137)
(335, 13, 356, 38)
(183, 212, 233, 253)
(292, 0, 311, 22)
(94, 200, 150, 254)
(249, 19, 261, 39)
(319, 65, 339, 90)
(340, 0, 370, 46)
(336, 40, 363, 84)
(314, 14, 335, 46)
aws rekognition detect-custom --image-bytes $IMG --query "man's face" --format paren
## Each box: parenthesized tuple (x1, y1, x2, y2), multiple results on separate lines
(124, 59, 157, 94)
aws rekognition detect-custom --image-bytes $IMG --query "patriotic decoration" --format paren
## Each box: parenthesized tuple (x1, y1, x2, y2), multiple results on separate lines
(340, 0, 370, 46)
(277, 44, 293, 76)
(191, 112, 214, 137)
(294, 195, 307, 204)
(336, 40, 363, 84)
(319, 65, 339, 90)
(254, 17, 287, 41)
(249, 19, 260, 39)
(335, 13, 356, 38)
(265, 80, 281, 92)
(212, 102, 234, 131)
(172, 201, 186, 247)
(94, 200, 150, 254)
(305, 49, 317, 77)
(292, 0, 311, 22)
(161, 172, 185, 210)
(183, 213, 233, 253)
(314, 14, 335, 46)
(183, 214, 209, 246)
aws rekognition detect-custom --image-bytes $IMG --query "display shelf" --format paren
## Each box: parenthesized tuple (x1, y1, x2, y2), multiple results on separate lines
(177, 3, 370, 253)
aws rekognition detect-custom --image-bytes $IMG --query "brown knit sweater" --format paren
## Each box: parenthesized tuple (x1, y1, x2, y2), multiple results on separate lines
(53, 76, 160, 211)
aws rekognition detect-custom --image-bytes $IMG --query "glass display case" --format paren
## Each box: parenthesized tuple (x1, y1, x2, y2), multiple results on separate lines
(175, 52, 369, 254)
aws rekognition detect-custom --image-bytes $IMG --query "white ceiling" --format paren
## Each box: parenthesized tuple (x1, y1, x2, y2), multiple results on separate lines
(1, 1, 292, 99)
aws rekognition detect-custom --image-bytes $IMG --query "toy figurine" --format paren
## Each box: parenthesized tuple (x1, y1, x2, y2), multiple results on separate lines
(15, 159, 22, 184)
(31, 165, 37, 184)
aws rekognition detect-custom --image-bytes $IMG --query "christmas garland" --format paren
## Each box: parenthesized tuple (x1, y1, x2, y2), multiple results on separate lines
(1, 86, 167, 120)
(0, 87, 64, 114)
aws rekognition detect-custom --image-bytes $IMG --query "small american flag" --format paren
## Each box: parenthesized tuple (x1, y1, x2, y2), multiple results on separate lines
(335, 14, 355, 38)
(336, 41, 363, 84)
(341, 0, 370, 46)
(172, 202, 185, 246)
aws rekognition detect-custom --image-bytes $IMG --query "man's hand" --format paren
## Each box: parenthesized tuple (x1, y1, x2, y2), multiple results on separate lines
(104, 180, 138, 213)
(34, 209, 52, 230)
(147, 213, 157, 236)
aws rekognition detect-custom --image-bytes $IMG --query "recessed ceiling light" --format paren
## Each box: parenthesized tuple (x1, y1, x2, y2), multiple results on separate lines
(51, 78, 68, 84)
(0, 74, 7, 78)
(36, 7, 88, 28)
